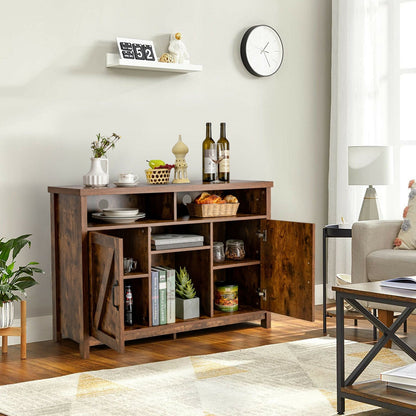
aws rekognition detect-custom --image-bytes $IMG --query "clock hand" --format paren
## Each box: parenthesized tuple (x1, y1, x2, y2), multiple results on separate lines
(260, 41, 270, 54)
(264, 52, 270, 67)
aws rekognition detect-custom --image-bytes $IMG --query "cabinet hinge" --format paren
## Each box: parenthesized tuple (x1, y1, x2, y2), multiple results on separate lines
(256, 229, 267, 242)
(257, 288, 267, 301)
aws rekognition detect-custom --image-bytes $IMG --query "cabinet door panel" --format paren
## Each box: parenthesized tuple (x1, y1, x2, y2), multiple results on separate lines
(89, 232, 125, 352)
(261, 220, 315, 321)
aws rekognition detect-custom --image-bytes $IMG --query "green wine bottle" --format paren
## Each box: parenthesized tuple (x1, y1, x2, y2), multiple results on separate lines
(202, 122, 216, 183)
(218, 122, 230, 182)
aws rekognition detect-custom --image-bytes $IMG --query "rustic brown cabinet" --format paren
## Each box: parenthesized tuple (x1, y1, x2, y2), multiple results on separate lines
(49, 181, 315, 358)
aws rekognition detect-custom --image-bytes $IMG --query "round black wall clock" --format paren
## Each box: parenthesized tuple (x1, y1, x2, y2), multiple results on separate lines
(240, 25, 284, 77)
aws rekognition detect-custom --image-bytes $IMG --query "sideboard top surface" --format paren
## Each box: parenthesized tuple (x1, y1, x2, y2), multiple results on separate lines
(48, 180, 274, 196)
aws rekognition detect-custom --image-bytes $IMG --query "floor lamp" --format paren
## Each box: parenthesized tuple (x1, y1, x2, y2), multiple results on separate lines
(348, 146, 393, 221)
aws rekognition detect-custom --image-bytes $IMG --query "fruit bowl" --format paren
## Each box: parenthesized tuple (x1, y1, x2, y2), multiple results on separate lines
(145, 168, 171, 184)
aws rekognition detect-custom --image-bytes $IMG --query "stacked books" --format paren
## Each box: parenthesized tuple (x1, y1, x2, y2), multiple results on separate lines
(381, 363, 416, 392)
(151, 234, 204, 250)
(151, 266, 176, 326)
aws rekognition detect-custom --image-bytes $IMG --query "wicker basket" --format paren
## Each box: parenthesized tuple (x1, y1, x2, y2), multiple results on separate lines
(187, 203, 239, 217)
(145, 168, 171, 185)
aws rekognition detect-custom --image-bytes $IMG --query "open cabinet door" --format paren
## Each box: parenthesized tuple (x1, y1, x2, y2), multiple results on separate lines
(260, 220, 315, 321)
(89, 232, 125, 352)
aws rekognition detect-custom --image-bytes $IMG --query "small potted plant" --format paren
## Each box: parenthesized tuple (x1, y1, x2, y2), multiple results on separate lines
(175, 267, 199, 319)
(83, 132, 121, 187)
(0, 234, 43, 328)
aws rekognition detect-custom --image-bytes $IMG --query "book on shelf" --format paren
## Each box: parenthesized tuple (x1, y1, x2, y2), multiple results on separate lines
(387, 381, 416, 393)
(380, 276, 416, 290)
(153, 266, 167, 325)
(157, 266, 176, 324)
(151, 234, 204, 250)
(381, 363, 416, 386)
(150, 268, 159, 326)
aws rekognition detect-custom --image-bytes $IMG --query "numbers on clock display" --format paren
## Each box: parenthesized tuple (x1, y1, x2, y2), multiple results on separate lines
(117, 38, 157, 62)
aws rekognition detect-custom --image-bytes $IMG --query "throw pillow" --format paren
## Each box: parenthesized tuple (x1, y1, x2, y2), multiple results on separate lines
(394, 179, 416, 249)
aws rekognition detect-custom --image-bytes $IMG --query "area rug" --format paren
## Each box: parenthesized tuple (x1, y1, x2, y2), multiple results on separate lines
(0, 337, 413, 416)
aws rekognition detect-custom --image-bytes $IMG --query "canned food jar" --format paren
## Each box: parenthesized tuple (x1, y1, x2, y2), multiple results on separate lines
(214, 282, 238, 312)
(225, 239, 245, 260)
(213, 242, 225, 262)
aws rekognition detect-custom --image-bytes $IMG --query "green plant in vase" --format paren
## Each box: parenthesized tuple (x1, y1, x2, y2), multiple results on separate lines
(91, 132, 121, 158)
(0, 234, 43, 328)
(175, 267, 199, 319)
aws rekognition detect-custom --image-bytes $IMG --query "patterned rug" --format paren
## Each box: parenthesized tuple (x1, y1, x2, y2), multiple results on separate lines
(0, 337, 412, 416)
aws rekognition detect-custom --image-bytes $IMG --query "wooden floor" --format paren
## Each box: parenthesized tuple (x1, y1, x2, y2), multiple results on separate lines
(1, 305, 415, 387)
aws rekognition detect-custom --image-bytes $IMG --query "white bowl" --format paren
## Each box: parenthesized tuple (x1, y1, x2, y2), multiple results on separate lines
(102, 208, 139, 217)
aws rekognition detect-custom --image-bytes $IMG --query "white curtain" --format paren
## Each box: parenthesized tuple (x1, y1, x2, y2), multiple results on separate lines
(328, 0, 399, 298)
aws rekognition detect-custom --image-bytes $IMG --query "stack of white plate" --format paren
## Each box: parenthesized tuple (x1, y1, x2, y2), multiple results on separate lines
(92, 208, 146, 224)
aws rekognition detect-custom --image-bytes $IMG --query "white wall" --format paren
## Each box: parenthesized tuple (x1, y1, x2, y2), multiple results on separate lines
(0, 0, 331, 331)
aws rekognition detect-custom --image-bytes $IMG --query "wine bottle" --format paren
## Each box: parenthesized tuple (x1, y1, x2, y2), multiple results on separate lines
(125, 286, 133, 326)
(218, 122, 230, 182)
(202, 122, 216, 183)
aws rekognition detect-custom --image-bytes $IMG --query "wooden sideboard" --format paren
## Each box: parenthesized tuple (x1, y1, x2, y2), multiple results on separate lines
(48, 180, 315, 358)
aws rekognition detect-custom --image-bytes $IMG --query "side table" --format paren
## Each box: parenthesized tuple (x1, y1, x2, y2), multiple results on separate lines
(0, 300, 27, 359)
(323, 224, 352, 333)
(334, 282, 416, 415)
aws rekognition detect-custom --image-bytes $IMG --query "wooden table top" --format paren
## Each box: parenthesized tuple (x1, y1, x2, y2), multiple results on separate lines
(333, 281, 416, 304)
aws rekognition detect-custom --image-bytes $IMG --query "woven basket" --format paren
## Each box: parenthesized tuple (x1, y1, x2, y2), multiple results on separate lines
(187, 203, 239, 217)
(145, 169, 171, 185)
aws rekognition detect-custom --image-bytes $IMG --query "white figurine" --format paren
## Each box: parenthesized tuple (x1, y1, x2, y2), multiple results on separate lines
(168, 32, 190, 64)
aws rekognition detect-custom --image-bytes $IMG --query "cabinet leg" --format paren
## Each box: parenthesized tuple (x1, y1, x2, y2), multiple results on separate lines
(172, 333, 177, 340)
(2, 336, 7, 354)
(80, 341, 90, 359)
(378, 309, 394, 348)
(261, 312, 271, 329)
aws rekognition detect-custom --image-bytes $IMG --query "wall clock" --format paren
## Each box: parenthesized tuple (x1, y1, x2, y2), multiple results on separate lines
(240, 25, 284, 77)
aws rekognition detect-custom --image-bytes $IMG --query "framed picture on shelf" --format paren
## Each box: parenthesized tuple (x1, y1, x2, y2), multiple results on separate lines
(117, 37, 157, 62)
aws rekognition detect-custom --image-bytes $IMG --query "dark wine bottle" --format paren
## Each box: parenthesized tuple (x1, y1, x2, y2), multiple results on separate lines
(125, 286, 133, 326)
(202, 122, 216, 183)
(218, 122, 230, 182)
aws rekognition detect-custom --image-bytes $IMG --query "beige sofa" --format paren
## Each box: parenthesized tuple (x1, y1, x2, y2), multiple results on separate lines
(351, 220, 416, 321)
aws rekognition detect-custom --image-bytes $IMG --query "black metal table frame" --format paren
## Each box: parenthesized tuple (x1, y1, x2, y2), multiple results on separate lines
(323, 224, 352, 333)
(336, 290, 416, 415)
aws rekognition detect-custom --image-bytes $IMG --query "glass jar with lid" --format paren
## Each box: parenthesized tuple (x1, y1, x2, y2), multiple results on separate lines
(225, 239, 245, 260)
(213, 241, 225, 262)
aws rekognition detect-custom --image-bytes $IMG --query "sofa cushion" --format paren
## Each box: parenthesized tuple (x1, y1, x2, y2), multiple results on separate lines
(394, 179, 416, 249)
(367, 249, 416, 281)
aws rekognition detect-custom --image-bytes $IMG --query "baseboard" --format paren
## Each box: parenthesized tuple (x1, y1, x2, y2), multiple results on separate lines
(315, 284, 323, 305)
(5, 314, 53, 346)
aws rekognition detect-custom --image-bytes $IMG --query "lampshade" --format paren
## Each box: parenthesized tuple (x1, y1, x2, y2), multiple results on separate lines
(348, 146, 393, 185)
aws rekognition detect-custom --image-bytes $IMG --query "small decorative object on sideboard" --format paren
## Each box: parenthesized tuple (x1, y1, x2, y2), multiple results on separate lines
(83, 132, 121, 187)
(0, 234, 43, 328)
(172, 134, 190, 183)
(145, 159, 174, 184)
(116, 173, 138, 185)
(168, 32, 190, 64)
(187, 193, 239, 217)
(175, 267, 199, 320)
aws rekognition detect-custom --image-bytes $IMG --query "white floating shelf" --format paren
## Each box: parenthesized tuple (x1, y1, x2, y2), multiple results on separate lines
(106, 53, 202, 73)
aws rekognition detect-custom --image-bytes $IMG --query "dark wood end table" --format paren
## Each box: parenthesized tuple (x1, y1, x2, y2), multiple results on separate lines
(334, 281, 416, 415)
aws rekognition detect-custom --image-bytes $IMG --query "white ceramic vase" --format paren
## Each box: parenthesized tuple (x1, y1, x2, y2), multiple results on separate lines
(83, 157, 109, 187)
(0, 302, 14, 329)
